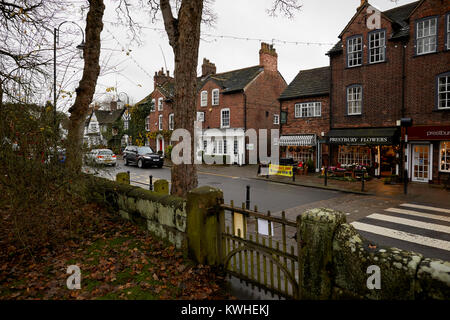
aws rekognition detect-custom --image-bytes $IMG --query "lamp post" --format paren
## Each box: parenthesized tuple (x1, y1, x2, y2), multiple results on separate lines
(53, 21, 85, 140)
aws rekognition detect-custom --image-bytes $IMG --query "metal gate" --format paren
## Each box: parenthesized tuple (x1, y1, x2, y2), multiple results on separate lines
(219, 201, 301, 299)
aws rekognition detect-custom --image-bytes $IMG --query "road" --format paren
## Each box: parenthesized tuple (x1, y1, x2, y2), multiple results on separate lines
(90, 160, 450, 261)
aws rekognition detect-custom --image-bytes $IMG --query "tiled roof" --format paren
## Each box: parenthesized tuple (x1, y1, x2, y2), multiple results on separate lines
(328, 1, 420, 55)
(279, 67, 330, 100)
(202, 65, 264, 93)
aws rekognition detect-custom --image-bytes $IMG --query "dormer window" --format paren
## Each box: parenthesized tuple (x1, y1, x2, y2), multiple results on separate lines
(416, 17, 437, 55)
(158, 98, 163, 111)
(347, 35, 363, 67)
(201, 91, 208, 107)
(212, 89, 219, 106)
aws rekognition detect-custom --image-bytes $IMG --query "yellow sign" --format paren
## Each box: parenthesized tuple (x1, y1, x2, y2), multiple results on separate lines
(269, 164, 293, 177)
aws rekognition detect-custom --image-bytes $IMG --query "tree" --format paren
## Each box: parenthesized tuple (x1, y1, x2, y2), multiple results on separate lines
(65, 0, 105, 171)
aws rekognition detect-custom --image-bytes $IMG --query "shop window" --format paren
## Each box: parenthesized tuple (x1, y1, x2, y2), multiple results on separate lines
(440, 141, 450, 172)
(338, 146, 372, 167)
(286, 146, 314, 163)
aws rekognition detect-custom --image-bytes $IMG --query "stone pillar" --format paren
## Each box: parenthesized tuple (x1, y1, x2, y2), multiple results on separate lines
(154, 179, 169, 195)
(186, 186, 224, 266)
(116, 172, 130, 185)
(297, 208, 346, 299)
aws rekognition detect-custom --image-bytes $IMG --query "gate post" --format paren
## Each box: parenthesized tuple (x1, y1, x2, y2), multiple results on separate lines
(297, 208, 346, 300)
(186, 186, 224, 266)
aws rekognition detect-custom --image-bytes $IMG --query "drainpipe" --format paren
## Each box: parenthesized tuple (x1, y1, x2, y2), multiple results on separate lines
(328, 64, 333, 167)
(244, 91, 247, 165)
(401, 39, 407, 181)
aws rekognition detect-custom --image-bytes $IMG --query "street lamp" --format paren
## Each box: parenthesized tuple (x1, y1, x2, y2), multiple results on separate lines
(117, 92, 130, 107)
(53, 21, 85, 138)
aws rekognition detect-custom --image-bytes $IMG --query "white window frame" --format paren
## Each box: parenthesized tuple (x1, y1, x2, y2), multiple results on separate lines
(169, 113, 174, 130)
(416, 17, 437, 55)
(273, 114, 280, 125)
(438, 74, 450, 110)
(158, 114, 163, 131)
(201, 91, 208, 107)
(151, 99, 156, 112)
(447, 14, 450, 50)
(221, 108, 230, 128)
(212, 89, 220, 106)
(158, 98, 163, 111)
(294, 102, 322, 118)
(124, 119, 129, 131)
(347, 86, 362, 115)
(197, 111, 205, 122)
(347, 36, 363, 67)
(369, 30, 386, 64)
(440, 141, 450, 172)
(145, 116, 150, 131)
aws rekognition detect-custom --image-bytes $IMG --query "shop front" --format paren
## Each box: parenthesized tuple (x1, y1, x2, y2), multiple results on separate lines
(404, 125, 450, 184)
(279, 134, 317, 170)
(327, 127, 400, 177)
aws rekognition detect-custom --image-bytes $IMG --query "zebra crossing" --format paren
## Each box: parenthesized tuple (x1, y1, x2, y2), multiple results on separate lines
(351, 203, 450, 260)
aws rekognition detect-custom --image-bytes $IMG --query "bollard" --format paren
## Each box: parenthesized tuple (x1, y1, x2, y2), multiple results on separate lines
(149, 175, 153, 191)
(246, 185, 250, 210)
(404, 169, 408, 195)
(292, 166, 296, 182)
(324, 166, 328, 186)
(361, 169, 365, 192)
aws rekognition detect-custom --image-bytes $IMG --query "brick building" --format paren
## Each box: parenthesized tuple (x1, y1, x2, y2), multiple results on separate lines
(136, 43, 287, 165)
(279, 67, 331, 171)
(325, 0, 450, 183)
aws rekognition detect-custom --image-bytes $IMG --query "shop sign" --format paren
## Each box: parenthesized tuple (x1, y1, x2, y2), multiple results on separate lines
(269, 164, 293, 177)
(327, 136, 392, 145)
(406, 126, 450, 141)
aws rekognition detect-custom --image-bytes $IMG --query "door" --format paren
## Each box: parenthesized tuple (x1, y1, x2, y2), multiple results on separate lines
(159, 139, 163, 153)
(412, 144, 430, 182)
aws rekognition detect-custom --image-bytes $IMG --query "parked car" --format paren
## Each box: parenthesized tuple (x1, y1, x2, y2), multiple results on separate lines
(123, 145, 164, 168)
(86, 149, 117, 166)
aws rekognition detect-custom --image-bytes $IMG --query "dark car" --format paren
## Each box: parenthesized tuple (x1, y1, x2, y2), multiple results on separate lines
(123, 146, 164, 168)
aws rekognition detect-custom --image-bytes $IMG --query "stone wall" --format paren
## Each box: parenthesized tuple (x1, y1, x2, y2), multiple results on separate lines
(297, 208, 450, 300)
(88, 176, 187, 250)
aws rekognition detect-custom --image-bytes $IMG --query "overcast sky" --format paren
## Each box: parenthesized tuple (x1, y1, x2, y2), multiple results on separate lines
(86, 0, 417, 108)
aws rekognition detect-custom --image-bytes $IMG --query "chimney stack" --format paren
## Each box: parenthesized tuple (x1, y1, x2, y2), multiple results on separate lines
(259, 42, 278, 72)
(154, 67, 173, 88)
(201, 58, 216, 77)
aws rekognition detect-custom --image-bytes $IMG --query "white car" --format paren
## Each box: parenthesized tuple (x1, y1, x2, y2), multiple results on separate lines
(86, 149, 117, 166)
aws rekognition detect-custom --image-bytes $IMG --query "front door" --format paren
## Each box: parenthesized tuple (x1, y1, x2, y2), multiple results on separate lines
(412, 144, 430, 182)
(159, 139, 163, 153)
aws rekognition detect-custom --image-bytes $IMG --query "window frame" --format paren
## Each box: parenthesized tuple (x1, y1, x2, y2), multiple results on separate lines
(158, 114, 163, 131)
(415, 16, 438, 56)
(145, 116, 150, 131)
(368, 29, 386, 64)
(436, 72, 450, 110)
(346, 85, 363, 116)
(346, 35, 363, 68)
(273, 114, 280, 125)
(169, 113, 174, 130)
(294, 102, 322, 118)
(446, 13, 450, 51)
(151, 99, 156, 112)
(197, 111, 205, 122)
(201, 91, 208, 107)
(212, 89, 220, 106)
(158, 98, 163, 111)
(221, 108, 230, 128)
(439, 141, 450, 172)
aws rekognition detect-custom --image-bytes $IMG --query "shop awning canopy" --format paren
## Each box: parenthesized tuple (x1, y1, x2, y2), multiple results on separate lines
(279, 135, 316, 146)
(327, 127, 399, 145)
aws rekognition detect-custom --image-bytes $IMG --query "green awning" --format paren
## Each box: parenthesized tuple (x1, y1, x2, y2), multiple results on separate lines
(327, 127, 399, 145)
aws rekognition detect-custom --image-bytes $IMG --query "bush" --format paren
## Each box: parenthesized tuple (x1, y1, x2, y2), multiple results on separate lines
(165, 145, 173, 160)
(306, 159, 315, 173)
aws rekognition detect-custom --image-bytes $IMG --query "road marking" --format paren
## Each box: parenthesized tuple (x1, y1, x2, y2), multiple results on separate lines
(400, 203, 450, 214)
(366, 213, 450, 234)
(197, 171, 240, 179)
(385, 208, 450, 223)
(351, 222, 450, 251)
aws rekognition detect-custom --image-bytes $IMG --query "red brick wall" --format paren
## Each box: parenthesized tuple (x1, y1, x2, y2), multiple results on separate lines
(404, 0, 450, 125)
(330, 9, 404, 129)
(280, 95, 330, 137)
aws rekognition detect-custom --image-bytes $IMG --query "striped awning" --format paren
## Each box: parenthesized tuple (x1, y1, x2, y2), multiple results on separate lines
(279, 135, 316, 146)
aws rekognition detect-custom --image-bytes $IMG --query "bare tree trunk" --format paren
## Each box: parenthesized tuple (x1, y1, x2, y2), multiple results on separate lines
(160, 0, 202, 197)
(65, 0, 105, 171)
